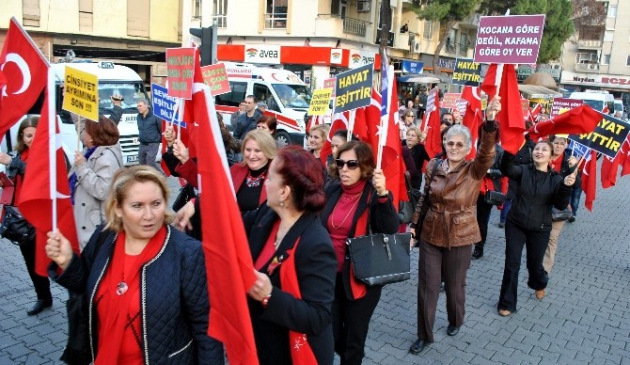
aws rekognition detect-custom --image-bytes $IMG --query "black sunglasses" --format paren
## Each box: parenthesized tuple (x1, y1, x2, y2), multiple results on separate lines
(335, 159, 360, 170)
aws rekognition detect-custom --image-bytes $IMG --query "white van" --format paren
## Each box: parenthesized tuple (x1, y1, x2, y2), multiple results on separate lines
(214, 62, 310, 146)
(51, 61, 150, 166)
(569, 91, 614, 113)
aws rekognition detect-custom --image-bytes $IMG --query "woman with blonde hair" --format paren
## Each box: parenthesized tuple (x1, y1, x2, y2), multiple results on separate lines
(308, 123, 330, 161)
(45, 165, 224, 364)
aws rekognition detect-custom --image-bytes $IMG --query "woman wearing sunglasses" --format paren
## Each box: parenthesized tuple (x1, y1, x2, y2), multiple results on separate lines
(408, 98, 501, 355)
(320, 141, 399, 365)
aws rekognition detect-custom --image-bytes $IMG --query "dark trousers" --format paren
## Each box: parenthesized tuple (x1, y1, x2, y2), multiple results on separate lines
(332, 274, 382, 365)
(498, 220, 550, 312)
(475, 194, 494, 250)
(138, 142, 160, 170)
(570, 188, 581, 216)
(19, 238, 52, 302)
(500, 198, 512, 224)
(417, 241, 471, 343)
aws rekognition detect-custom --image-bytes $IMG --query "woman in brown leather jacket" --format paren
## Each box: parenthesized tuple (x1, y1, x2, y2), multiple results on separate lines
(408, 98, 501, 354)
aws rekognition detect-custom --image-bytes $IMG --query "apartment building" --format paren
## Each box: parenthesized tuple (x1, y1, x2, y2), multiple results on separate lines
(0, 0, 182, 85)
(189, 0, 473, 88)
(560, 0, 630, 102)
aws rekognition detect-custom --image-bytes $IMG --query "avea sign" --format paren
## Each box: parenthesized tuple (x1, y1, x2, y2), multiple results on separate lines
(244, 44, 281, 64)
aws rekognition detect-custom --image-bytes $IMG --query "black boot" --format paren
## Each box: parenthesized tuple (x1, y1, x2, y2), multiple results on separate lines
(27, 299, 52, 316)
(472, 246, 484, 259)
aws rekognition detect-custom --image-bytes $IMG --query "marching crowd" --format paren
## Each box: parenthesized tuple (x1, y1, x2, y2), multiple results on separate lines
(0, 92, 581, 365)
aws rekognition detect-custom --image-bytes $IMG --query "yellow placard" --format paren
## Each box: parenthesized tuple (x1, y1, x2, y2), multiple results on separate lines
(308, 88, 333, 116)
(62, 66, 98, 120)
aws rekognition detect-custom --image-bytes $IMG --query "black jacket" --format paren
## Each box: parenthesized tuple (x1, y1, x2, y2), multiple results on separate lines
(233, 109, 263, 140)
(321, 181, 399, 300)
(243, 206, 337, 365)
(137, 110, 162, 143)
(500, 152, 572, 231)
(49, 226, 224, 365)
(506, 138, 536, 199)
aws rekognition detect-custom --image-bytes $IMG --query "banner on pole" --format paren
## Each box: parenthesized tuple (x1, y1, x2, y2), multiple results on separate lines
(473, 15, 546, 64)
(333, 63, 373, 113)
(151, 83, 185, 127)
(62, 66, 98, 120)
(308, 88, 333, 116)
(166, 47, 195, 99)
(200, 64, 230, 96)
(569, 113, 630, 159)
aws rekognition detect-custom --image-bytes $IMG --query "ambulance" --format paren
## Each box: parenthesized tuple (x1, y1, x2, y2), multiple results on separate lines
(215, 62, 311, 146)
(569, 90, 614, 114)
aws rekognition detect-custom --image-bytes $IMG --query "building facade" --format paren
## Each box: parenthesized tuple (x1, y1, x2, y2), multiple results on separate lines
(0, 0, 183, 86)
(560, 0, 630, 105)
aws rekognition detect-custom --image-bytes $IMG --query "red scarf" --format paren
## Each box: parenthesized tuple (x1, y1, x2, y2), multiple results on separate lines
(95, 226, 167, 365)
(280, 238, 318, 365)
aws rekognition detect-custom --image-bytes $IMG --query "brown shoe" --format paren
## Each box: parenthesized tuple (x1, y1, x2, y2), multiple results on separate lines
(498, 309, 512, 317)
(535, 289, 545, 300)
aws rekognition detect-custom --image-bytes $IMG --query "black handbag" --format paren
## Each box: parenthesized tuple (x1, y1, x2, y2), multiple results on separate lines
(551, 206, 573, 221)
(0, 205, 35, 245)
(172, 182, 197, 212)
(347, 192, 412, 286)
(398, 171, 421, 224)
(484, 190, 506, 206)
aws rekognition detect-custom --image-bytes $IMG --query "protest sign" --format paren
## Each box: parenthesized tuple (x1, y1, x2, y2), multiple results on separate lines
(569, 113, 630, 158)
(166, 47, 195, 99)
(200, 64, 230, 96)
(334, 63, 373, 113)
(401, 60, 424, 74)
(552, 98, 583, 118)
(442, 93, 460, 109)
(308, 89, 333, 116)
(63, 66, 98, 120)
(567, 139, 589, 159)
(324, 78, 336, 97)
(151, 84, 185, 127)
(452, 58, 481, 86)
(473, 15, 546, 64)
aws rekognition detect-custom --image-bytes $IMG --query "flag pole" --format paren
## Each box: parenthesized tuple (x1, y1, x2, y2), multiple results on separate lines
(348, 109, 356, 141)
(76, 115, 81, 151)
(47, 67, 58, 231)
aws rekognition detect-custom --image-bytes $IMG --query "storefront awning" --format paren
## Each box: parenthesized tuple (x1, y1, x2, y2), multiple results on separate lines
(518, 84, 562, 99)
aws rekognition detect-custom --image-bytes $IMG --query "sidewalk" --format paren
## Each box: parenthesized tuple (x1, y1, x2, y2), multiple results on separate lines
(1, 176, 629, 364)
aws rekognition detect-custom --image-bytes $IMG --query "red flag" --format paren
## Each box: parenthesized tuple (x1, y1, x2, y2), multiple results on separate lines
(423, 87, 442, 160)
(581, 150, 598, 211)
(526, 105, 602, 140)
(529, 103, 542, 123)
(620, 136, 630, 176)
(18, 69, 79, 277)
(305, 115, 324, 134)
(461, 86, 482, 159)
(352, 107, 369, 142)
(481, 64, 525, 154)
(600, 155, 619, 189)
(185, 52, 258, 365)
(365, 88, 382, 148)
(0, 18, 49, 138)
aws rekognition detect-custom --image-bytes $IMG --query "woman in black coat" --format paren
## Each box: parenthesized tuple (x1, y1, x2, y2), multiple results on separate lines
(497, 140, 576, 316)
(320, 141, 399, 365)
(244, 146, 337, 365)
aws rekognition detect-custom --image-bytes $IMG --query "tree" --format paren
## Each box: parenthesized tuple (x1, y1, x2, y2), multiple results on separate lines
(411, 0, 482, 74)
(478, 0, 575, 63)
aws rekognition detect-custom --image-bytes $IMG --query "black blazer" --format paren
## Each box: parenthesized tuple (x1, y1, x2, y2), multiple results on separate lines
(243, 205, 337, 365)
(321, 181, 399, 300)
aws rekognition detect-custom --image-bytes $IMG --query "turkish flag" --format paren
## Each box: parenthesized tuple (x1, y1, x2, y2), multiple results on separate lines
(529, 103, 542, 123)
(423, 87, 443, 160)
(461, 86, 482, 159)
(600, 155, 619, 189)
(185, 52, 258, 365)
(18, 69, 79, 277)
(581, 150, 598, 211)
(526, 105, 601, 140)
(0, 18, 48, 137)
(352, 107, 369, 142)
(481, 64, 525, 154)
(619, 136, 630, 177)
(305, 115, 324, 134)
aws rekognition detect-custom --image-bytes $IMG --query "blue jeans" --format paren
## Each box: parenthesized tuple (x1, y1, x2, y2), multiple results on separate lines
(570, 188, 581, 216)
(500, 199, 512, 224)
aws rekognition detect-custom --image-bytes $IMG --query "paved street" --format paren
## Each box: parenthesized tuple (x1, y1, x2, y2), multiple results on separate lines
(1, 175, 630, 364)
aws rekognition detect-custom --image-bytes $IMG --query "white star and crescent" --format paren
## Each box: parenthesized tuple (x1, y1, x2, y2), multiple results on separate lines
(1, 52, 31, 97)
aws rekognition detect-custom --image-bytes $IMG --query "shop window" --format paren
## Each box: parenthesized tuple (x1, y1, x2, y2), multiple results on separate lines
(79, 0, 93, 32)
(265, 0, 288, 29)
(128, 0, 150, 38)
(216, 81, 247, 107)
(22, 0, 40, 27)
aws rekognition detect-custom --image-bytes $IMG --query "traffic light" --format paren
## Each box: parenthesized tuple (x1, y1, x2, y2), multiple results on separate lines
(189, 26, 214, 66)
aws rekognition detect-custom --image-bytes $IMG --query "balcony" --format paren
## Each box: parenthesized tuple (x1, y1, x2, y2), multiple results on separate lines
(576, 63, 601, 73)
(577, 39, 603, 49)
(343, 17, 367, 37)
(445, 42, 456, 54)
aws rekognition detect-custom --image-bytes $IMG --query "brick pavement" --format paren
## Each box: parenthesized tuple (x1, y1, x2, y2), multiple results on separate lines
(0, 176, 629, 364)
